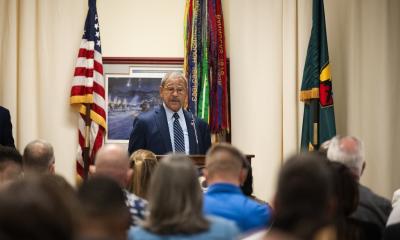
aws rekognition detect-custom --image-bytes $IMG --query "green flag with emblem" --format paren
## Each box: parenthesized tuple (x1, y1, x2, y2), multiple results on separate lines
(300, 0, 336, 151)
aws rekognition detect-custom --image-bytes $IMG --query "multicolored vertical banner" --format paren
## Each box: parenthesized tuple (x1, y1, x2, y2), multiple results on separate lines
(70, 0, 106, 177)
(300, 0, 336, 151)
(184, 0, 229, 134)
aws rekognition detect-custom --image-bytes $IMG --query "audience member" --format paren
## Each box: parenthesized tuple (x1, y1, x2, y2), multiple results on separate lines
(391, 189, 400, 208)
(78, 176, 131, 240)
(383, 188, 400, 240)
(203, 143, 272, 233)
(327, 136, 392, 236)
(386, 189, 400, 227)
(328, 161, 363, 240)
(384, 223, 400, 240)
(264, 153, 336, 240)
(0, 106, 15, 147)
(23, 139, 55, 175)
(129, 149, 158, 199)
(93, 144, 147, 226)
(128, 154, 239, 239)
(0, 145, 22, 189)
(0, 175, 79, 240)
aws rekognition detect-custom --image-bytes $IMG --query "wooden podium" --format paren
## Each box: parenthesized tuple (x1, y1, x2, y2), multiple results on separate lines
(156, 154, 255, 196)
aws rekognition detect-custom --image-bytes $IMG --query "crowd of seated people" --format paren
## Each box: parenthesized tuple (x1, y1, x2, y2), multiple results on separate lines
(0, 136, 399, 240)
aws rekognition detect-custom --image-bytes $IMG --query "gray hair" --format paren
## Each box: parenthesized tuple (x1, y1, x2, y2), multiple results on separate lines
(160, 72, 187, 88)
(144, 154, 209, 234)
(327, 136, 364, 177)
(23, 139, 55, 173)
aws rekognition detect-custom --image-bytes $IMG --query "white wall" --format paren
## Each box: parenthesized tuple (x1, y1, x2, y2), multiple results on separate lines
(98, 0, 185, 57)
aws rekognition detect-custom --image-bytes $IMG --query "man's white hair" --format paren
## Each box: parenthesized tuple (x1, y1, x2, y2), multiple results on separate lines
(327, 135, 364, 177)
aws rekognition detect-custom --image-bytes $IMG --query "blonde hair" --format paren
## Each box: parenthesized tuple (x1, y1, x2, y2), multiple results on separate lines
(129, 149, 158, 199)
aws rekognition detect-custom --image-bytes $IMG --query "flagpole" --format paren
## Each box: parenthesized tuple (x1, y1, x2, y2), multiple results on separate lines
(83, 103, 92, 180)
(311, 99, 319, 150)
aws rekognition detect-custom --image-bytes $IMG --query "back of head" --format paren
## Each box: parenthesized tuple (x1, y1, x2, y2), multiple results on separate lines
(205, 143, 247, 184)
(129, 149, 158, 199)
(328, 161, 359, 217)
(327, 136, 364, 178)
(94, 144, 131, 187)
(23, 139, 55, 174)
(273, 152, 334, 239)
(0, 146, 22, 188)
(78, 176, 131, 240)
(0, 175, 79, 240)
(145, 154, 208, 235)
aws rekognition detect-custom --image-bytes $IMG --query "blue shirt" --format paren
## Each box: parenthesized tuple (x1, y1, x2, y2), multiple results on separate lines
(203, 183, 272, 233)
(163, 103, 189, 154)
(128, 216, 239, 240)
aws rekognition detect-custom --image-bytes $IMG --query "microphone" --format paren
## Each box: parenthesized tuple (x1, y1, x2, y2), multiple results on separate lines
(189, 110, 200, 153)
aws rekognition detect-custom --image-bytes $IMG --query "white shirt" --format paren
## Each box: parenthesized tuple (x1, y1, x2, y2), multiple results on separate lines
(163, 103, 189, 154)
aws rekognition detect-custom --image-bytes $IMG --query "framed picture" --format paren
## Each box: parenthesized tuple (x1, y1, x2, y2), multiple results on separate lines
(103, 57, 183, 143)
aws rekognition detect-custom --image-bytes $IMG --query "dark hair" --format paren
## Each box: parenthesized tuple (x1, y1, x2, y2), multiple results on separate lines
(144, 154, 209, 235)
(327, 161, 359, 240)
(23, 140, 54, 173)
(78, 176, 131, 240)
(78, 176, 130, 219)
(328, 161, 359, 216)
(0, 145, 22, 166)
(273, 152, 334, 239)
(0, 175, 79, 240)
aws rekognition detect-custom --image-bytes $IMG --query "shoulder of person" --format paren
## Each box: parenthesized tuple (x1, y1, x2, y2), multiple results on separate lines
(136, 107, 160, 120)
(128, 226, 160, 240)
(0, 106, 8, 114)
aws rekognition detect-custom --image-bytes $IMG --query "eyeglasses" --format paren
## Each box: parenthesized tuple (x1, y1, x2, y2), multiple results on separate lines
(164, 87, 186, 95)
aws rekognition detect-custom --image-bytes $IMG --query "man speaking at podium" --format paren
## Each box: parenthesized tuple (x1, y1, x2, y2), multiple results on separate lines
(128, 72, 211, 155)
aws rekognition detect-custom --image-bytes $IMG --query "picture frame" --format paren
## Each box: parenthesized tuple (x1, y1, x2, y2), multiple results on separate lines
(103, 57, 183, 143)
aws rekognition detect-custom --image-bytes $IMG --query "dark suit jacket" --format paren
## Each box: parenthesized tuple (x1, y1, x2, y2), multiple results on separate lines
(128, 105, 211, 155)
(384, 223, 400, 240)
(350, 184, 392, 237)
(0, 106, 15, 147)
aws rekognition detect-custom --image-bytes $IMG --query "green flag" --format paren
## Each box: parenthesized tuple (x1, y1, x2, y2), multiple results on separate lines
(300, 0, 336, 151)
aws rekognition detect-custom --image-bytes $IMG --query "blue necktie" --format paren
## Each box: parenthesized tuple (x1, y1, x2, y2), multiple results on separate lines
(173, 113, 185, 153)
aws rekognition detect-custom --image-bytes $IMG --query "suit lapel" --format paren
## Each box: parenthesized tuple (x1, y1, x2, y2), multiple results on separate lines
(184, 110, 196, 154)
(154, 105, 173, 152)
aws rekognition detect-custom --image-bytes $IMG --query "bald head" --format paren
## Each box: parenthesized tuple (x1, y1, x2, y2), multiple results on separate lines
(327, 136, 364, 179)
(23, 139, 55, 174)
(94, 144, 131, 187)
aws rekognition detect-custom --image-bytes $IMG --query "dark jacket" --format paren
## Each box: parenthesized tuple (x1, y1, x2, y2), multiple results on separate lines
(0, 106, 15, 147)
(128, 105, 211, 155)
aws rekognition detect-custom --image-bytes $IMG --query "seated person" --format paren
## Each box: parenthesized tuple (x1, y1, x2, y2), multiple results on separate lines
(0, 106, 15, 147)
(78, 176, 131, 240)
(203, 143, 272, 233)
(128, 154, 239, 240)
(92, 144, 147, 226)
(129, 149, 158, 199)
(327, 136, 392, 236)
(0, 145, 22, 189)
(22, 139, 55, 175)
(0, 175, 79, 240)
(262, 153, 336, 240)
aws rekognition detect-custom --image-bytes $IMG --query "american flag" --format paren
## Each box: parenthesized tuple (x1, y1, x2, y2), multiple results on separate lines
(70, 0, 106, 178)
